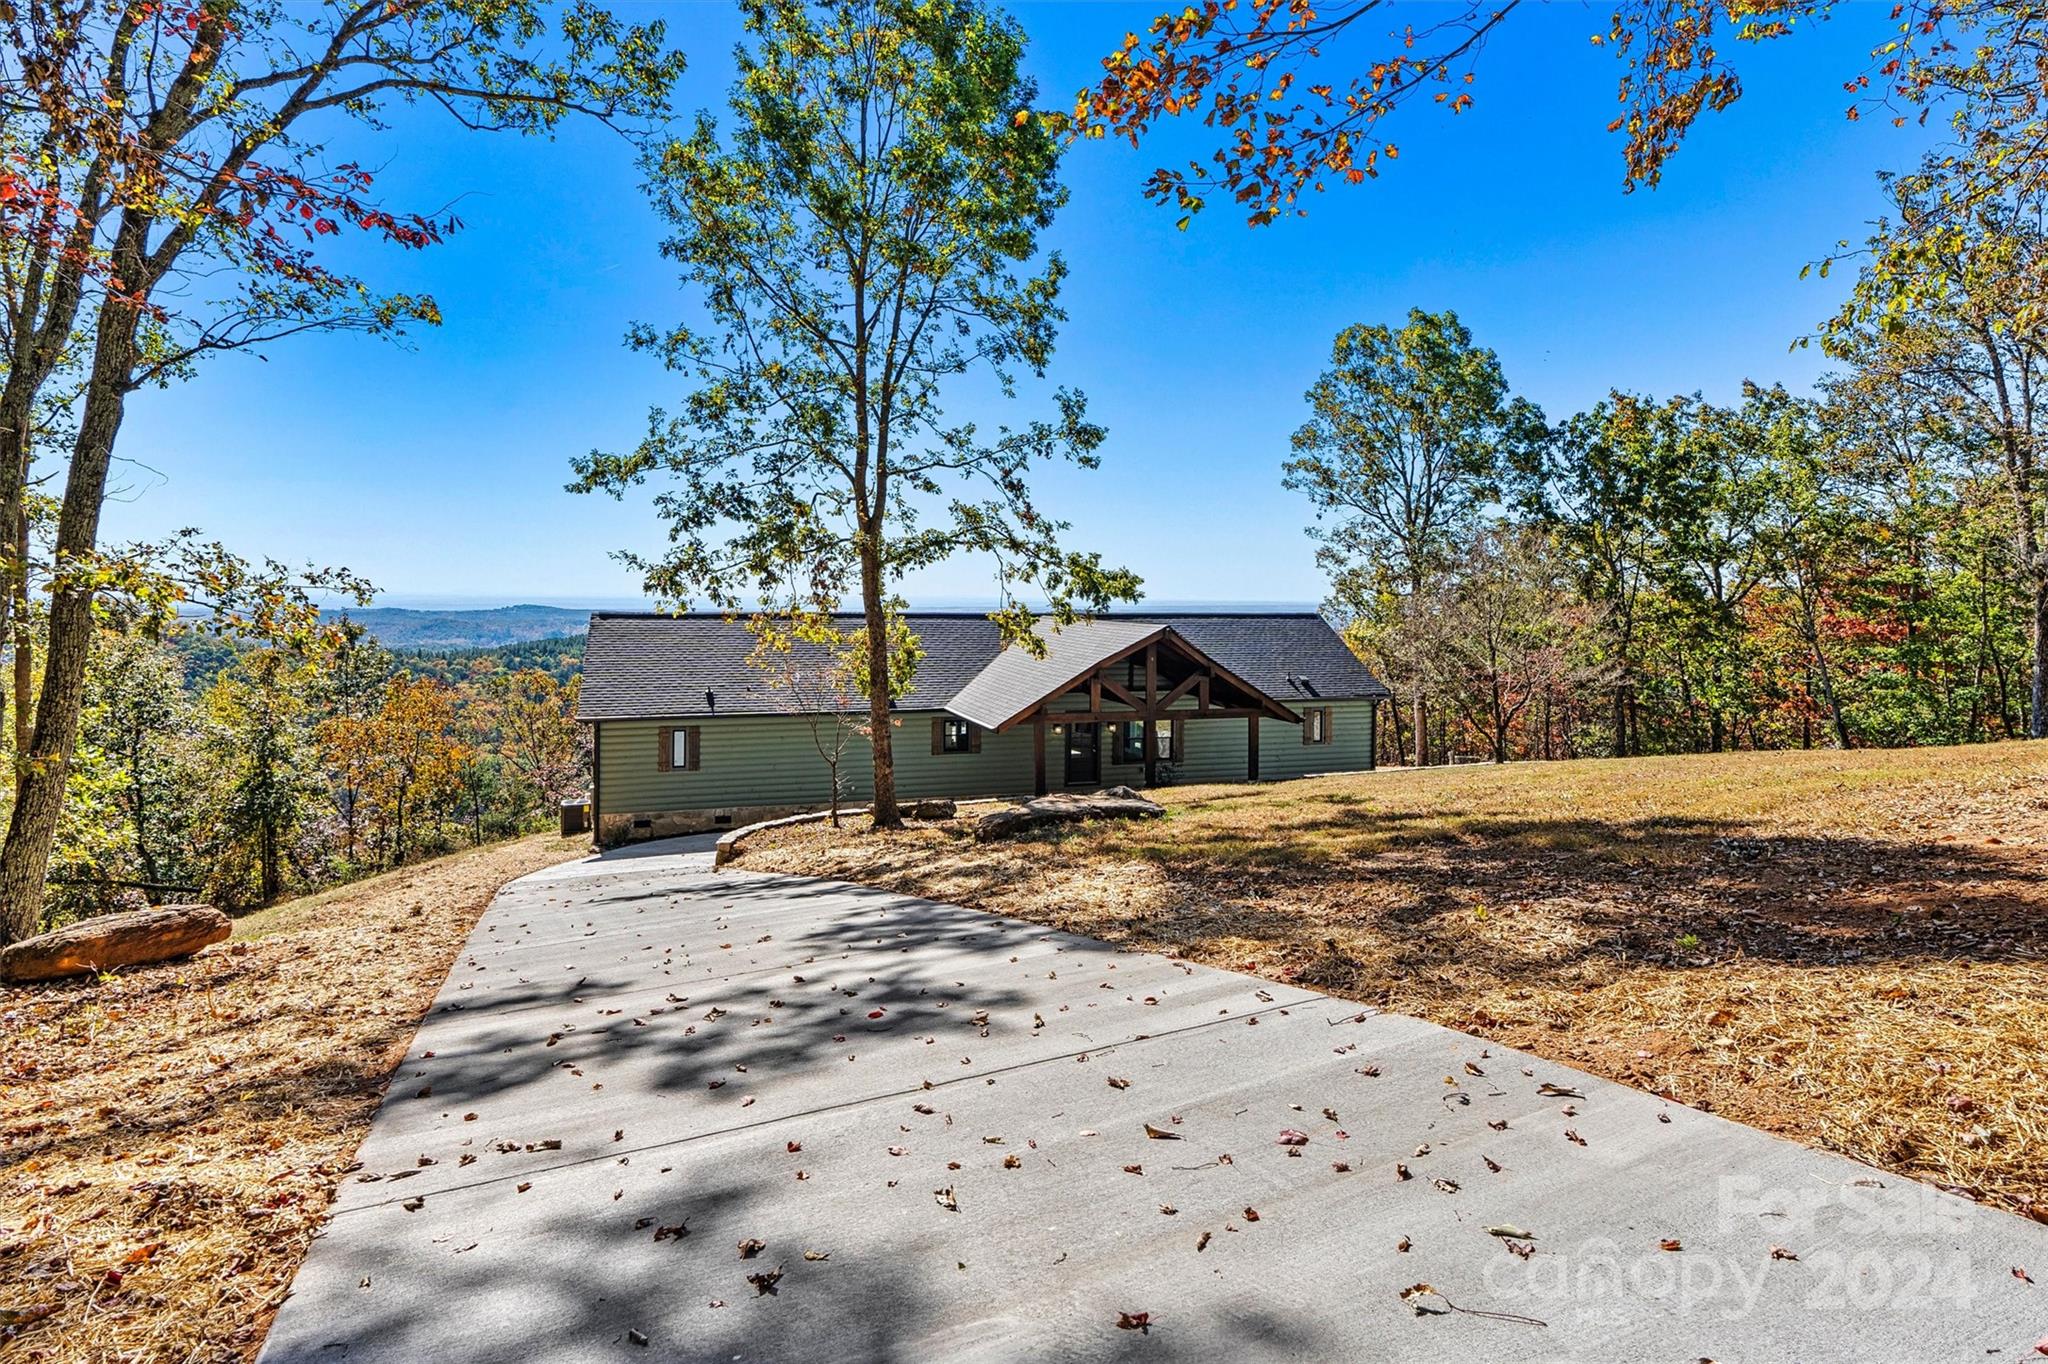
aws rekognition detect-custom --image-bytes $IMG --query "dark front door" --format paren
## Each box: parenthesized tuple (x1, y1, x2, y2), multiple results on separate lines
(1063, 723, 1100, 787)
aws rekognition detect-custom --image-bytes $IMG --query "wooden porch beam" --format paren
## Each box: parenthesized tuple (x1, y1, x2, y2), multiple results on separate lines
(1098, 673, 1142, 710)
(1248, 713, 1260, 782)
(1143, 642, 1159, 787)
(1159, 672, 1203, 712)
(1033, 717, 1047, 797)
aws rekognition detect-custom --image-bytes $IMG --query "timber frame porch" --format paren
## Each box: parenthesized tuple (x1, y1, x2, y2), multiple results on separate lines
(943, 623, 1303, 796)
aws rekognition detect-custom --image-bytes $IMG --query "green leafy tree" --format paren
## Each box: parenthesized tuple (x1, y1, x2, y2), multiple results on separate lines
(1511, 393, 1689, 756)
(1825, 179, 2048, 737)
(1283, 308, 1540, 764)
(571, 0, 1137, 827)
(80, 627, 204, 902)
(201, 649, 321, 907)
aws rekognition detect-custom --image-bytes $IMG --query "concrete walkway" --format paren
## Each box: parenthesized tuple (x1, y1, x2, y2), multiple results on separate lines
(260, 840, 2047, 1363)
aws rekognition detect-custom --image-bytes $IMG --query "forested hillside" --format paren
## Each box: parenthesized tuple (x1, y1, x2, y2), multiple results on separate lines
(35, 625, 588, 924)
(321, 604, 594, 650)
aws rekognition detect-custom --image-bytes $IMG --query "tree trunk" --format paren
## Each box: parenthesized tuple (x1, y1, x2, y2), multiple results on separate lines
(1411, 688, 1427, 767)
(0, 305, 139, 944)
(2032, 577, 2048, 739)
(1384, 692, 1408, 767)
(860, 550, 901, 829)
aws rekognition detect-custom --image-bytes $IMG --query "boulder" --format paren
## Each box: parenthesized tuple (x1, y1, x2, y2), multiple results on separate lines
(911, 798, 958, 821)
(1, 904, 231, 984)
(974, 789, 1165, 842)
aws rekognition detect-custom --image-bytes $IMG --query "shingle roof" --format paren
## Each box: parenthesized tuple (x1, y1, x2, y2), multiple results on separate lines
(576, 612, 1388, 721)
(943, 619, 1165, 731)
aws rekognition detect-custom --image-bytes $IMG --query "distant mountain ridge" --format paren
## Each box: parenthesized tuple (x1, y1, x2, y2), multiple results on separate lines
(324, 604, 591, 649)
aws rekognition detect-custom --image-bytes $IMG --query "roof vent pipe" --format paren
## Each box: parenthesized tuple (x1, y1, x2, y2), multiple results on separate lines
(705, 689, 716, 712)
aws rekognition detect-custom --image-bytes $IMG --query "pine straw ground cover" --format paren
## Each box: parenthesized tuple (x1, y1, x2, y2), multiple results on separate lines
(0, 833, 588, 1362)
(740, 742, 2048, 1223)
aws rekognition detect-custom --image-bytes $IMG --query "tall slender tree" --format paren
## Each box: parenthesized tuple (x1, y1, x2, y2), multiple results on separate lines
(572, 0, 1137, 828)
(1827, 181, 2048, 737)
(1284, 308, 1538, 764)
(0, 0, 682, 941)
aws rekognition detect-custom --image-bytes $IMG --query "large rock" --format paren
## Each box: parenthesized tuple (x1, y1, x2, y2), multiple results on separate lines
(0, 904, 231, 984)
(973, 789, 1165, 842)
(911, 798, 958, 821)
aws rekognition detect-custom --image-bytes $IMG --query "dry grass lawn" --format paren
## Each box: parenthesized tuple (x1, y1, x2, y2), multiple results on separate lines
(0, 832, 588, 1362)
(741, 743, 2048, 1222)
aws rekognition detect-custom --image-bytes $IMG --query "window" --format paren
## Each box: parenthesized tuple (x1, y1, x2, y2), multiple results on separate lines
(1302, 707, 1332, 745)
(659, 725, 700, 771)
(933, 717, 980, 754)
(1115, 719, 1176, 763)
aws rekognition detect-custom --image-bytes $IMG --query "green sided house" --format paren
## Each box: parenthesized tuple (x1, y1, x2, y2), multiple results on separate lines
(577, 611, 1390, 846)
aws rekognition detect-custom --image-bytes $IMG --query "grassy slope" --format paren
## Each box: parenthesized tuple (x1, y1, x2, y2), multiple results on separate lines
(742, 743, 2048, 1220)
(0, 833, 588, 1362)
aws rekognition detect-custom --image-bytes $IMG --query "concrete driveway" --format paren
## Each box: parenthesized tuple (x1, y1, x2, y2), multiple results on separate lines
(259, 840, 2047, 1363)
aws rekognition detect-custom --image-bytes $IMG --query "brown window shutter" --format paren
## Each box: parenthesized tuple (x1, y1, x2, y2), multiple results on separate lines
(1170, 720, 1184, 761)
(686, 726, 701, 771)
(968, 723, 982, 754)
(932, 718, 944, 755)
(1302, 712, 1312, 745)
(1324, 708, 1334, 743)
(658, 726, 674, 771)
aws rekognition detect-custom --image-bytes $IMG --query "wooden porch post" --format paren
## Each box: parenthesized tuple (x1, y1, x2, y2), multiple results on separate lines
(1247, 713, 1259, 782)
(1142, 642, 1159, 788)
(1033, 716, 1047, 797)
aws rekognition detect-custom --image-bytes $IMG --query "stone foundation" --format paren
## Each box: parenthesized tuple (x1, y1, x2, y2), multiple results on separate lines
(598, 804, 822, 848)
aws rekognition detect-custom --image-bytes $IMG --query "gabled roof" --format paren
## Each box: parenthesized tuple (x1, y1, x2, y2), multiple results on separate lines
(575, 611, 1388, 722)
(942, 619, 1168, 731)
(944, 620, 1304, 731)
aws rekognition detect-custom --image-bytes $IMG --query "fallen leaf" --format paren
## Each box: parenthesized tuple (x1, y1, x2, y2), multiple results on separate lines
(1488, 1224, 1537, 1241)
(747, 1266, 783, 1296)
(1116, 1311, 1151, 1333)
(804, 1250, 831, 1262)
(1771, 1245, 1799, 1261)
(934, 1186, 958, 1212)
(738, 1238, 766, 1259)
(1144, 1123, 1183, 1141)
(1107, 1076, 1131, 1090)
(1660, 1238, 1683, 1252)
(1242, 1206, 1260, 1222)
(1278, 1129, 1309, 1146)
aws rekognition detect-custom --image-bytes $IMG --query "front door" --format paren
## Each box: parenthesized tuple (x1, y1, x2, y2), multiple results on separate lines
(1063, 722, 1100, 787)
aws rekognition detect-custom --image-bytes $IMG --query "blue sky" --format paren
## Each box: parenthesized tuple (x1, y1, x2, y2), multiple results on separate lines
(104, 1, 1920, 610)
